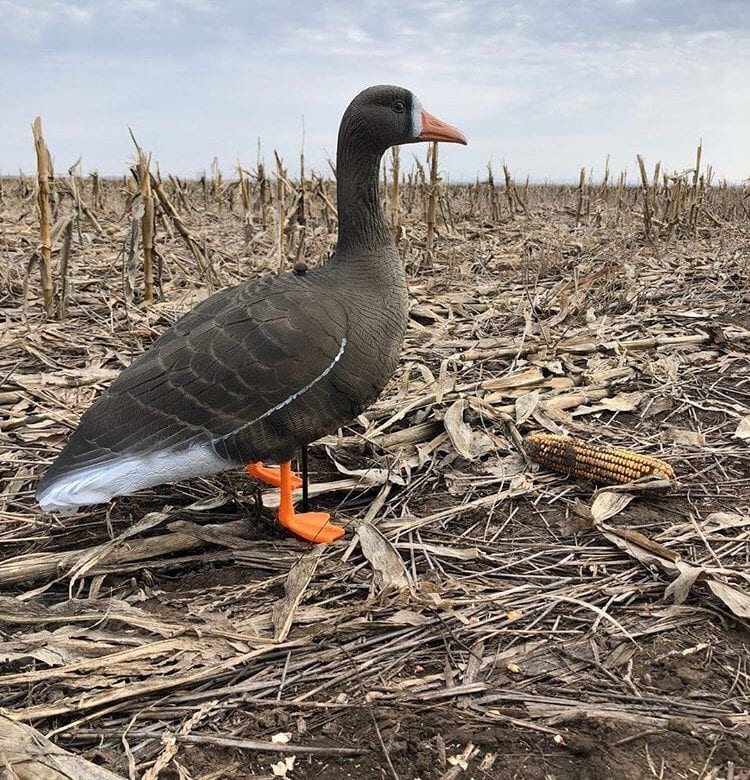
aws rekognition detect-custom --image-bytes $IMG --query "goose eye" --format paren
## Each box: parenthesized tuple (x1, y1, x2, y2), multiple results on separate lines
(393, 100, 405, 113)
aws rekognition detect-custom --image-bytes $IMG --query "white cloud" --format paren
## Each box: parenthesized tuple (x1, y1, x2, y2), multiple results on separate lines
(0, 1, 92, 42)
(0, 1, 53, 41)
(62, 3, 90, 23)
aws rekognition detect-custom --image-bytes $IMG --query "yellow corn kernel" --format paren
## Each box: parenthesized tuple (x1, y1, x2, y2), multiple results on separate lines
(524, 433, 675, 484)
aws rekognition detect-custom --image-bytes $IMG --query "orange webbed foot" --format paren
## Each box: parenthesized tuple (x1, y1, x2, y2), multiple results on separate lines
(246, 462, 303, 490)
(278, 509, 345, 544)
(273, 460, 344, 544)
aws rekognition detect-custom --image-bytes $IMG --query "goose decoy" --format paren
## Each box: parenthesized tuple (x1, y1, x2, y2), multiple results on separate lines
(36, 85, 467, 543)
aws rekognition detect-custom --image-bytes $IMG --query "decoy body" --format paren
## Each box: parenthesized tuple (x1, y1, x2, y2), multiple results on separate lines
(36, 85, 467, 543)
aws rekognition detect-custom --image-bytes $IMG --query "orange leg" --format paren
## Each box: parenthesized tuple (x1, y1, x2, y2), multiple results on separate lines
(246, 461, 303, 489)
(277, 461, 344, 544)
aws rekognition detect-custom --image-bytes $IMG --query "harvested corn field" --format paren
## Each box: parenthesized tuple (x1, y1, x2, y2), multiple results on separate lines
(1, 157, 749, 780)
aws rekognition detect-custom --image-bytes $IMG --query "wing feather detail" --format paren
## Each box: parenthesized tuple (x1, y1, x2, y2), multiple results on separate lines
(37, 274, 350, 495)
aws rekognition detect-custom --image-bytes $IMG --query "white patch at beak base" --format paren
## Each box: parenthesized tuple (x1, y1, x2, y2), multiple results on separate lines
(411, 96, 423, 139)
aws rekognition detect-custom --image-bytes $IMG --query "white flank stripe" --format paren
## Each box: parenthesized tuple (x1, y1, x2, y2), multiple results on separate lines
(215, 336, 347, 443)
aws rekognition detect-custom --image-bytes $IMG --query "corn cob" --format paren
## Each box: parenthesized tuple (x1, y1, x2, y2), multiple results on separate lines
(525, 433, 675, 484)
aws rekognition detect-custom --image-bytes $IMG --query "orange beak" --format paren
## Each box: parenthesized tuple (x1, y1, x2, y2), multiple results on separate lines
(419, 109, 467, 145)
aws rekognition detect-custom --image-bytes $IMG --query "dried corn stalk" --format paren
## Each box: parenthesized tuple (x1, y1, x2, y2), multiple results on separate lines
(425, 141, 439, 257)
(32, 116, 55, 316)
(390, 145, 400, 236)
(525, 433, 675, 484)
(129, 130, 155, 303)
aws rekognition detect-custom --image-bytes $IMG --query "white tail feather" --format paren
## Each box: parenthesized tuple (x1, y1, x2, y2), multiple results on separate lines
(36, 443, 228, 514)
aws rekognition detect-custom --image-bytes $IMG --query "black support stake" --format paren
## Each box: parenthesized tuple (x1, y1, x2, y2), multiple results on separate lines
(301, 445, 309, 512)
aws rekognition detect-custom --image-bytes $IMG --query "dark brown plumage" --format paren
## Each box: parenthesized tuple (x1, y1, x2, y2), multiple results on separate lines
(36, 85, 467, 534)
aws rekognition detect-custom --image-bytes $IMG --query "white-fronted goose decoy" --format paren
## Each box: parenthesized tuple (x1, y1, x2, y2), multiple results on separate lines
(36, 85, 467, 543)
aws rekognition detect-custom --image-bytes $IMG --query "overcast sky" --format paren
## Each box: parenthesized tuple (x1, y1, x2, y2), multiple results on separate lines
(1, 0, 748, 182)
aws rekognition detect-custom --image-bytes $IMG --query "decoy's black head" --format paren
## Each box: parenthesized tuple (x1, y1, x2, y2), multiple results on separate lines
(342, 85, 467, 154)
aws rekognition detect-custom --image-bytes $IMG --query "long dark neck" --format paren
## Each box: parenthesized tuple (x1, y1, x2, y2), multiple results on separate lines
(335, 111, 393, 256)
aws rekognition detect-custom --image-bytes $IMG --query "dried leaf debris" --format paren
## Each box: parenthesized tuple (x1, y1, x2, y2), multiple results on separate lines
(1, 167, 749, 777)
